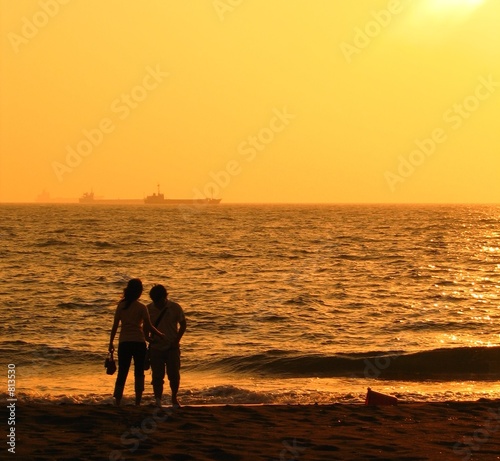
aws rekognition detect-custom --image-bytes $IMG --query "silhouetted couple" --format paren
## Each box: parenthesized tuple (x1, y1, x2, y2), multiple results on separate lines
(108, 279, 187, 408)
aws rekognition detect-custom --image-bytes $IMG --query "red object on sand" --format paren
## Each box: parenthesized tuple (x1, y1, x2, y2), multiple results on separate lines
(365, 387, 398, 406)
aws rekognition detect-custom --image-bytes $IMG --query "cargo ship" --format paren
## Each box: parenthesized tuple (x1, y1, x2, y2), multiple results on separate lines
(144, 184, 221, 205)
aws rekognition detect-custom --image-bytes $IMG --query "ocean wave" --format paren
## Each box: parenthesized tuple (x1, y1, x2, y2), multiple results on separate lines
(196, 385, 273, 404)
(58, 302, 90, 309)
(0, 388, 345, 405)
(284, 295, 326, 306)
(261, 314, 288, 322)
(4, 204, 500, 401)
(205, 347, 500, 380)
(94, 240, 117, 248)
(35, 239, 72, 247)
(47, 228, 70, 235)
(56, 300, 109, 310)
(428, 293, 469, 302)
(3, 386, 500, 406)
(391, 320, 487, 333)
(2, 341, 103, 365)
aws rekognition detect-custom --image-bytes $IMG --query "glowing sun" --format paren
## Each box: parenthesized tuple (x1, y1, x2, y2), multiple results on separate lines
(424, 0, 486, 16)
(393, 0, 487, 40)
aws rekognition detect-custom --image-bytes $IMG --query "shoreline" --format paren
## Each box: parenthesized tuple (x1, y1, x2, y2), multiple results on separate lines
(10, 400, 500, 460)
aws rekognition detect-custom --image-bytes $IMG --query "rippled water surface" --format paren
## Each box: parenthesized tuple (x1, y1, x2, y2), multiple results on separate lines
(2, 204, 500, 404)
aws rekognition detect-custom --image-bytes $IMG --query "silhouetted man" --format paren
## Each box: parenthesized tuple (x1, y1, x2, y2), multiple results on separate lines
(147, 284, 186, 408)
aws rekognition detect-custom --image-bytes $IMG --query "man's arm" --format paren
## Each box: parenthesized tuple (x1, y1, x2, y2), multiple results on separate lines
(174, 318, 187, 346)
(144, 304, 153, 342)
(142, 305, 165, 339)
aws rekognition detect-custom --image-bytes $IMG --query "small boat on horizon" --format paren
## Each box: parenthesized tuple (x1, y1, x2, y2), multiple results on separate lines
(79, 191, 95, 203)
(36, 190, 74, 203)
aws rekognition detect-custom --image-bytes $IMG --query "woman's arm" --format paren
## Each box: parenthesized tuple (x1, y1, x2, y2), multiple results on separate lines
(108, 307, 120, 352)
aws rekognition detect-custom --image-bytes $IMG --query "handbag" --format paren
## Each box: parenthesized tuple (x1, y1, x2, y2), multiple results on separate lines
(144, 304, 169, 370)
(105, 352, 117, 375)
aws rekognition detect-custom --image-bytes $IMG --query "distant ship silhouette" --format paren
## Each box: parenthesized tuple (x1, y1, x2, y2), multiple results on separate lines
(78, 185, 221, 205)
(78, 190, 142, 204)
(143, 184, 221, 205)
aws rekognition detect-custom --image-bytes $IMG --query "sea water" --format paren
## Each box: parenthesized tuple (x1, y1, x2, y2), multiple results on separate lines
(2, 203, 500, 405)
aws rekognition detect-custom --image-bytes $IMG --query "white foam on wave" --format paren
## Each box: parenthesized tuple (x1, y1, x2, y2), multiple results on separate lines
(5, 380, 500, 406)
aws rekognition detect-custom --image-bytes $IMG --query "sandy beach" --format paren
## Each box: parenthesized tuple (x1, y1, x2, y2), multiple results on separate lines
(10, 400, 500, 460)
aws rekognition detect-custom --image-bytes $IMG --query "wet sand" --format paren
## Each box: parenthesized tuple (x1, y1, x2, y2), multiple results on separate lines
(12, 401, 500, 460)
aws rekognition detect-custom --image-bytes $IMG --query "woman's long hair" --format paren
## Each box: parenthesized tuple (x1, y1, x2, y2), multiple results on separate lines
(122, 278, 143, 310)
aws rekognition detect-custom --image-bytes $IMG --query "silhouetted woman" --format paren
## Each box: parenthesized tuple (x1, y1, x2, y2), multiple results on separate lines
(109, 278, 163, 406)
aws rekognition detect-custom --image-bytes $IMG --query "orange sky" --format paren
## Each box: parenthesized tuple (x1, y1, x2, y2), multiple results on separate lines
(1, 0, 499, 203)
